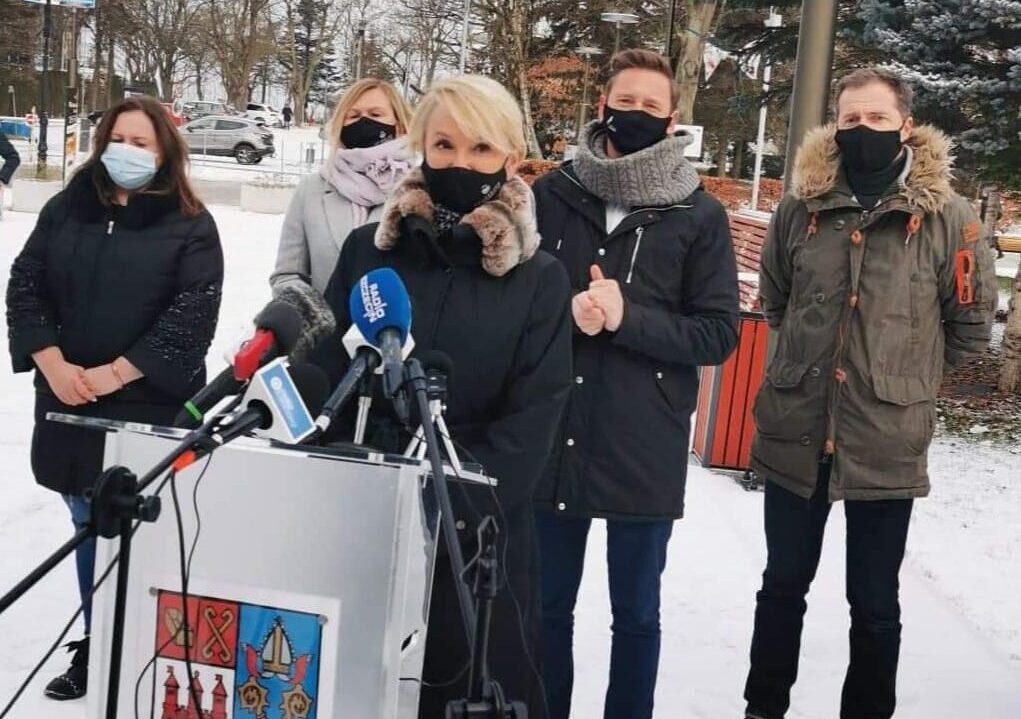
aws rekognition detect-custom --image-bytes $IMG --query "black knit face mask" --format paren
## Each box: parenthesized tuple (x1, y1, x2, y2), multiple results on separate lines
(340, 116, 397, 149)
(421, 161, 506, 214)
(835, 123, 905, 173)
(602, 106, 673, 155)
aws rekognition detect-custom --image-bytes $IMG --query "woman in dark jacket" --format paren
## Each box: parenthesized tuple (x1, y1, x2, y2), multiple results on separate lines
(5, 95, 223, 700)
(317, 75, 572, 717)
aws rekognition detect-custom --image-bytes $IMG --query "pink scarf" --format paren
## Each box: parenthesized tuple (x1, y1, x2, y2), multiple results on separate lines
(320, 136, 414, 215)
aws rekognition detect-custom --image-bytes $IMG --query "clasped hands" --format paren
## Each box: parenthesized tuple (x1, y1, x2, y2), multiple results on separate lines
(32, 347, 137, 406)
(573, 264, 624, 336)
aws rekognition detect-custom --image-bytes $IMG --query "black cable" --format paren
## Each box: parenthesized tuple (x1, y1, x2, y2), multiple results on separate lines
(169, 472, 204, 716)
(0, 471, 176, 719)
(133, 456, 212, 719)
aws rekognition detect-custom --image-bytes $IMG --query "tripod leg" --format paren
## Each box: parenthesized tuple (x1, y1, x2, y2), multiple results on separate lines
(104, 519, 133, 719)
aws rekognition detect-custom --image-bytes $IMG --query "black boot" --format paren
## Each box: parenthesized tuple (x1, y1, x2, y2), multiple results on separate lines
(44, 636, 89, 700)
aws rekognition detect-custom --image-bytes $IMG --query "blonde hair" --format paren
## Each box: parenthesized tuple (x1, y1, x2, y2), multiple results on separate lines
(326, 78, 413, 153)
(410, 75, 526, 159)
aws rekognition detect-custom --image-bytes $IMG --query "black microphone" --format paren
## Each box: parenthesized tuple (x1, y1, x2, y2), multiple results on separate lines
(174, 301, 304, 428)
(173, 363, 330, 471)
(272, 282, 338, 362)
(311, 347, 381, 436)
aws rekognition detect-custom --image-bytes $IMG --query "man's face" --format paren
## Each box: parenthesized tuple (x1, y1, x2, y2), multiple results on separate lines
(836, 81, 913, 142)
(598, 68, 677, 123)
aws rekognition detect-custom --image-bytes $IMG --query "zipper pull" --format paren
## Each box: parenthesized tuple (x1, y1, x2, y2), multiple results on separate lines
(625, 227, 644, 285)
(107, 220, 114, 235)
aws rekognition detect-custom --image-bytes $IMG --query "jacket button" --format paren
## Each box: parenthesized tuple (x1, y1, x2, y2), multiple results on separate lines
(557, 502, 567, 511)
(808, 366, 821, 378)
(850, 229, 864, 246)
(833, 219, 846, 230)
(814, 293, 826, 303)
(575, 376, 584, 384)
(849, 294, 859, 308)
(455, 520, 466, 531)
(799, 434, 812, 446)
(598, 248, 606, 256)
(656, 371, 663, 379)
(566, 438, 575, 447)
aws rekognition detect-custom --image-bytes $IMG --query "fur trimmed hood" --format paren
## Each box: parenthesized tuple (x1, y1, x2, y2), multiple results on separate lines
(791, 124, 955, 214)
(374, 167, 540, 277)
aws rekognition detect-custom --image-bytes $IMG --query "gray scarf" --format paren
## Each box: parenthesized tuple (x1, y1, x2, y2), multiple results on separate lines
(573, 121, 701, 207)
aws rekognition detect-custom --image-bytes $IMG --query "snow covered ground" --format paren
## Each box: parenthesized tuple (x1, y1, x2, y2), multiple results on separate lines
(0, 206, 1018, 717)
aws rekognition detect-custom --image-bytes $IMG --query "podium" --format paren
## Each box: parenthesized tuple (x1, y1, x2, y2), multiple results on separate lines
(47, 414, 493, 719)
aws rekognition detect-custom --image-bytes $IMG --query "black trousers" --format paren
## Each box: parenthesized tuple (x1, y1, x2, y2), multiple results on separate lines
(744, 462, 913, 719)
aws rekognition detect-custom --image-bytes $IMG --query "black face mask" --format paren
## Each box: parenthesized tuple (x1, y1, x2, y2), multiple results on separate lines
(835, 123, 904, 173)
(421, 161, 506, 215)
(340, 116, 397, 149)
(601, 106, 672, 155)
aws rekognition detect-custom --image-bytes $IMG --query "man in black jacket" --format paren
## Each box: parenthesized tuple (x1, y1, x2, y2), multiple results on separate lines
(533, 49, 740, 719)
(0, 130, 22, 218)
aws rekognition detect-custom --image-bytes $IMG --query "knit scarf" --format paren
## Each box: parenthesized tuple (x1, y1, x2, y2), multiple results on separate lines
(573, 121, 702, 208)
(320, 135, 413, 210)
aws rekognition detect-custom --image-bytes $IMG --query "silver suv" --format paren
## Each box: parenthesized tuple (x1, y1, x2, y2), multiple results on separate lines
(181, 115, 275, 165)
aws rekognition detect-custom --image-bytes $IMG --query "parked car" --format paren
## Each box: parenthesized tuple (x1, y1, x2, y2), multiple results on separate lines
(180, 115, 274, 165)
(87, 101, 182, 127)
(244, 102, 283, 128)
(181, 100, 231, 123)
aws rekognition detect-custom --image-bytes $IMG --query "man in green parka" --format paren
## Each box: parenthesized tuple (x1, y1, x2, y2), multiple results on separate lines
(744, 67, 997, 719)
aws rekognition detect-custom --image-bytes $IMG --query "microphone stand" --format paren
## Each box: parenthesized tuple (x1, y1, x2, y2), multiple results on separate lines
(399, 359, 525, 719)
(0, 404, 241, 719)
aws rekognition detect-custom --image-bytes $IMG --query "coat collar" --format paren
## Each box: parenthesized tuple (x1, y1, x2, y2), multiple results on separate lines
(65, 164, 182, 229)
(791, 124, 955, 214)
(374, 167, 539, 278)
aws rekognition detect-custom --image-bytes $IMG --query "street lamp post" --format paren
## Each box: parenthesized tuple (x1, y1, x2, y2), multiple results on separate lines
(459, 0, 472, 72)
(601, 12, 640, 56)
(574, 46, 604, 141)
(37, 0, 53, 176)
(750, 9, 783, 213)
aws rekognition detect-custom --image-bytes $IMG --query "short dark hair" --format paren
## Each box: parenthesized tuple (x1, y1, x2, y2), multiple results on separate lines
(604, 49, 680, 109)
(833, 67, 914, 119)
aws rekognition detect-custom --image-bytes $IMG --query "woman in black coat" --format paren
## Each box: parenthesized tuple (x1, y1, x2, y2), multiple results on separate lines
(317, 76, 573, 717)
(5, 96, 223, 700)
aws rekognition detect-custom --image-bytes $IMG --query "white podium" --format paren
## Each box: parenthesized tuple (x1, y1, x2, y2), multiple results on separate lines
(48, 414, 492, 719)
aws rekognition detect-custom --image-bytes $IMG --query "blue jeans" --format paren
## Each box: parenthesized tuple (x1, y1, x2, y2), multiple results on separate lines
(63, 494, 95, 635)
(744, 463, 913, 719)
(536, 510, 673, 719)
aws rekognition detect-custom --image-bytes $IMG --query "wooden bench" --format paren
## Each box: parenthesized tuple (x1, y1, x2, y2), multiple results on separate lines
(997, 233, 1021, 254)
(728, 212, 770, 311)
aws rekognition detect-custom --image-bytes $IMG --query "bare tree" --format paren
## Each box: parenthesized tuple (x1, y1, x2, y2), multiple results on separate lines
(277, 0, 349, 124)
(674, 0, 727, 124)
(200, 0, 275, 109)
(106, 0, 202, 100)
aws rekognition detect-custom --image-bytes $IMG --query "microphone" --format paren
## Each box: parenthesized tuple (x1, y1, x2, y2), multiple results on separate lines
(173, 360, 330, 472)
(174, 301, 304, 427)
(311, 331, 381, 435)
(272, 282, 338, 362)
(349, 269, 413, 403)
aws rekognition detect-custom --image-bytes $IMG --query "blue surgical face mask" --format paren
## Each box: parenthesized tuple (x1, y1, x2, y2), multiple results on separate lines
(100, 142, 158, 190)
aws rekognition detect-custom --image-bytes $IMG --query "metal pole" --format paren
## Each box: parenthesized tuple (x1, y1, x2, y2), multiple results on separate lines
(38, 0, 52, 175)
(614, 23, 621, 55)
(665, 0, 678, 59)
(750, 61, 772, 212)
(459, 0, 472, 73)
(783, 0, 838, 191)
(576, 62, 591, 141)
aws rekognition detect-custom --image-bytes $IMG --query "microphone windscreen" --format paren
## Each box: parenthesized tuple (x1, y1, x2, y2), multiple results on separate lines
(419, 349, 454, 381)
(272, 283, 339, 361)
(286, 363, 331, 417)
(349, 268, 412, 347)
(253, 300, 304, 353)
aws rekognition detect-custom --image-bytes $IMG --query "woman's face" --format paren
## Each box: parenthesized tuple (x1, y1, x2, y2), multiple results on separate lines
(423, 106, 519, 177)
(344, 87, 401, 133)
(108, 110, 162, 166)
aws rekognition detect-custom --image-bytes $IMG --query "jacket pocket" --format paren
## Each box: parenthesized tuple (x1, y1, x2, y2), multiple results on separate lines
(752, 359, 811, 437)
(870, 374, 936, 456)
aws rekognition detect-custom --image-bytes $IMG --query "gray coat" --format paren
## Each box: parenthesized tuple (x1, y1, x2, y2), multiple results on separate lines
(270, 173, 384, 293)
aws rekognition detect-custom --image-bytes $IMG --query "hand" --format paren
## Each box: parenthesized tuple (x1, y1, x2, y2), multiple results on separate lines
(33, 348, 96, 406)
(587, 265, 624, 332)
(572, 291, 606, 336)
(83, 365, 123, 397)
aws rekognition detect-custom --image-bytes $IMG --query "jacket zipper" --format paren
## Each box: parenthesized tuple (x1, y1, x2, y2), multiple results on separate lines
(107, 220, 114, 235)
(625, 227, 643, 284)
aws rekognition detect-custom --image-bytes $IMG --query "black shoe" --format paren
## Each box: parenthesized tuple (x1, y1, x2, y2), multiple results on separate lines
(44, 636, 89, 700)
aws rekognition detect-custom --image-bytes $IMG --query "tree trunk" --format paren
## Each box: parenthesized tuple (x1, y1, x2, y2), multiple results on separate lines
(674, 1, 721, 124)
(105, 37, 115, 106)
(195, 57, 205, 100)
(715, 139, 728, 177)
(999, 262, 1021, 394)
(87, 6, 103, 111)
(731, 138, 745, 179)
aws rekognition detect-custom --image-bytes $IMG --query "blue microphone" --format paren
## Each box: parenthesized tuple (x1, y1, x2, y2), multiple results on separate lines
(349, 269, 413, 407)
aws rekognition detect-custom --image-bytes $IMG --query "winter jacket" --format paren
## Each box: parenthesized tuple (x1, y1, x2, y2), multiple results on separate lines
(0, 131, 21, 185)
(314, 167, 573, 716)
(270, 172, 385, 294)
(6, 167, 223, 494)
(532, 162, 740, 520)
(752, 124, 997, 501)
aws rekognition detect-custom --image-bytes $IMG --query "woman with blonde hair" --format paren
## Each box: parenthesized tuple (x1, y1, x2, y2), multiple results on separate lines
(314, 75, 572, 717)
(271, 79, 413, 294)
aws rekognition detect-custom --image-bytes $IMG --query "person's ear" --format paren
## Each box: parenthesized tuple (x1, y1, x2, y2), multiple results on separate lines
(596, 95, 608, 122)
(668, 110, 679, 136)
(504, 152, 522, 179)
(901, 116, 914, 143)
